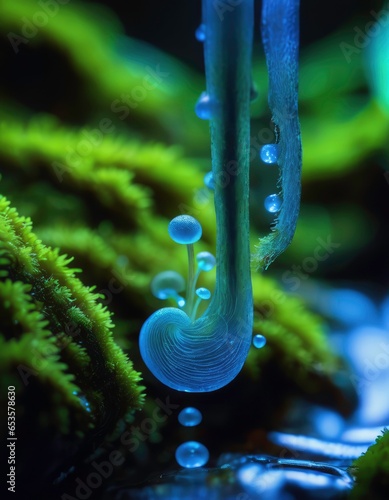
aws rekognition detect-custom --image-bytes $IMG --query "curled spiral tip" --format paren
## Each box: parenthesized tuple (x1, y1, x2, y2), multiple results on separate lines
(139, 306, 252, 392)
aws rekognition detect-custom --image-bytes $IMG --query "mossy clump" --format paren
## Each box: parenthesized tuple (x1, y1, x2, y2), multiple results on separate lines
(0, 195, 144, 491)
(350, 429, 389, 499)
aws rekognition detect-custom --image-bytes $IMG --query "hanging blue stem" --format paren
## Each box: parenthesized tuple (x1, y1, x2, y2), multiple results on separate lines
(139, 0, 254, 392)
(255, 0, 302, 269)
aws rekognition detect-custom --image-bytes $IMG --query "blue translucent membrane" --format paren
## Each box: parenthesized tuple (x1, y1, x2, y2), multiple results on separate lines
(253, 334, 266, 349)
(203, 171, 215, 190)
(195, 92, 215, 120)
(168, 215, 202, 245)
(195, 23, 206, 42)
(196, 251, 216, 271)
(150, 271, 186, 307)
(178, 407, 203, 427)
(260, 144, 279, 164)
(264, 194, 282, 213)
(175, 441, 209, 468)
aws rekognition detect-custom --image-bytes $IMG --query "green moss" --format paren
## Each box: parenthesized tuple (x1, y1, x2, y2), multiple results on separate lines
(0, 196, 144, 464)
(350, 430, 389, 499)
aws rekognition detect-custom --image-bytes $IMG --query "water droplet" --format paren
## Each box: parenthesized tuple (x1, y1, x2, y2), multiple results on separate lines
(264, 194, 282, 213)
(178, 407, 203, 427)
(175, 441, 209, 468)
(196, 251, 216, 271)
(168, 215, 202, 244)
(151, 271, 185, 300)
(253, 334, 266, 349)
(195, 92, 216, 120)
(196, 287, 211, 300)
(204, 171, 215, 190)
(195, 24, 206, 42)
(260, 144, 278, 164)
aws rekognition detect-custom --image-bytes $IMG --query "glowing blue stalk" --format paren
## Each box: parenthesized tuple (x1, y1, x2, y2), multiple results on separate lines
(255, 0, 302, 269)
(139, 0, 254, 392)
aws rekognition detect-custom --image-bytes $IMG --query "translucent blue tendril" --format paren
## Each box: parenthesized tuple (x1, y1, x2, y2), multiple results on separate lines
(255, 0, 302, 269)
(139, 0, 254, 392)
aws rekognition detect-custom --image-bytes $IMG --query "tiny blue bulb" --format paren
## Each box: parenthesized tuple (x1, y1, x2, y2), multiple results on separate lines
(178, 407, 203, 427)
(260, 144, 279, 164)
(195, 92, 216, 120)
(204, 171, 215, 190)
(253, 334, 266, 349)
(196, 251, 216, 271)
(195, 24, 206, 42)
(151, 271, 185, 299)
(196, 287, 211, 300)
(168, 215, 202, 244)
(175, 441, 209, 468)
(264, 194, 282, 213)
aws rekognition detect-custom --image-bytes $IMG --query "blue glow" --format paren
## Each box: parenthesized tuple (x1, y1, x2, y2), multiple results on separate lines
(311, 407, 345, 440)
(255, 0, 302, 269)
(195, 92, 215, 120)
(341, 426, 387, 444)
(196, 251, 216, 271)
(175, 441, 209, 468)
(381, 295, 389, 330)
(196, 288, 211, 300)
(328, 289, 379, 326)
(168, 216, 202, 245)
(139, 0, 254, 392)
(260, 144, 279, 164)
(268, 431, 369, 459)
(203, 171, 215, 190)
(264, 194, 282, 213)
(151, 271, 185, 300)
(178, 407, 203, 427)
(253, 334, 266, 349)
(195, 24, 206, 42)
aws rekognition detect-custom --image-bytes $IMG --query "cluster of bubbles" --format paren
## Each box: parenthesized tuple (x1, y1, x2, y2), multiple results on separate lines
(175, 407, 209, 468)
(150, 215, 216, 320)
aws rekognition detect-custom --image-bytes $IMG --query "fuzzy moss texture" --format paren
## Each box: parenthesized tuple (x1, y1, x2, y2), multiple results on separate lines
(0, 0, 387, 494)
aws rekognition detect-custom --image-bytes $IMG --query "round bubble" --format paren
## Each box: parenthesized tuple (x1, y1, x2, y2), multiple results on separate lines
(175, 441, 209, 468)
(196, 251, 216, 271)
(253, 334, 266, 349)
(178, 407, 203, 427)
(168, 215, 202, 244)
(264, 194, 282, 213)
